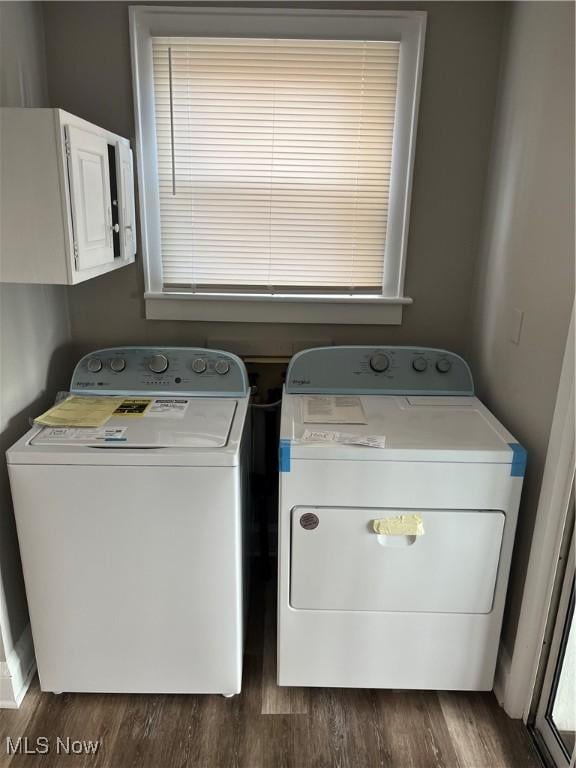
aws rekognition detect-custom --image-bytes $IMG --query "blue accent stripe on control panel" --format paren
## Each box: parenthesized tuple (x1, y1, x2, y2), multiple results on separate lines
(509, 442, 527, 477)
(279, 439, 291, 473)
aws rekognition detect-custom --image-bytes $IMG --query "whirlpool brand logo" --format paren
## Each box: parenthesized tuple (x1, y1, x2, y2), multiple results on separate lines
(290, 378, 310, 386)
(76, 381, 106, 387)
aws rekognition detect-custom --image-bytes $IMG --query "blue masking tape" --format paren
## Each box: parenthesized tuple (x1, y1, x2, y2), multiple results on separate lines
(279, 439, 291, 473)
(508, 442, 527, 477)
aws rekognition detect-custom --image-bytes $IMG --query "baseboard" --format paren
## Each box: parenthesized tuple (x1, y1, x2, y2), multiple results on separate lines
(493, 641, 512, 710)
(0, 624, 36, 708)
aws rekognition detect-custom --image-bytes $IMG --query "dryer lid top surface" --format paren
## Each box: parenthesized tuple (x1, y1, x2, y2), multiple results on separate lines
(283, 393, 521, 464)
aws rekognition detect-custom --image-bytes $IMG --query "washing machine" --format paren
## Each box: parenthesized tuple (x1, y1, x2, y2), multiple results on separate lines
(278, 346, 525, 691)
(7, 347, 250, 695)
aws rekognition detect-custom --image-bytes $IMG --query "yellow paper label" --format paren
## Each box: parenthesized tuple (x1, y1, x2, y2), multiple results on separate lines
(372, 514, 425, 537)
(35, 396, 125, 428)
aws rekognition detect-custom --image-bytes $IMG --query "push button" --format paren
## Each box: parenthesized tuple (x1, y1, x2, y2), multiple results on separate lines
(412, 357, 428, 372)
(87, 358, 102, 373)
(436, 358, 452, 373)
(191, 358, 207, 374)
(215, 360, 230, 375)
(110, 358, 126, 373)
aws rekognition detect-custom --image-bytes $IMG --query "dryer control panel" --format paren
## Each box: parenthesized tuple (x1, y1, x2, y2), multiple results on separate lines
(71, 347, 249, 397)
(285, 346, 474, 395)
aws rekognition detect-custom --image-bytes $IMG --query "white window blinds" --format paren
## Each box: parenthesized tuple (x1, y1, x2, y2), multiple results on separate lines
(152, 37, 400, 293)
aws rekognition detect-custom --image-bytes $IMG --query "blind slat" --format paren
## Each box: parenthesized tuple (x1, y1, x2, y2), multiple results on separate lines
(152, 36, 399, 290)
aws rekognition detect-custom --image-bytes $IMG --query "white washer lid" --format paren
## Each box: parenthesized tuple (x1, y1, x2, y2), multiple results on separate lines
(30, 398, 237, 449)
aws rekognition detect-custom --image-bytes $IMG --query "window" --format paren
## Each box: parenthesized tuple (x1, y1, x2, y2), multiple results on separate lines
(131, 8, 426, 323)
(153, 37, 400, 293)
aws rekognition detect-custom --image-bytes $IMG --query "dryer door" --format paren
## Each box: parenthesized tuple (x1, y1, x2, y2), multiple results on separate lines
(290, 507, 505, 614)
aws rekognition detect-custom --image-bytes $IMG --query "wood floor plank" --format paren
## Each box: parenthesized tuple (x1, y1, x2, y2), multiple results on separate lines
(306, 688, 351, 768)
(231, 654, 265, 768)
(307, 686, 383, 768)
(261, 582, 308, 715)
(372, 690, 462, 768)
(4, 687, 127, 768)
(111, 693, 205, 768)
(439, 691, 537, 768)
(485, 695, 541, 768)
(0, 678, 42, 768)
(94, 693, 165, 768)
(248, 713, 308, 768)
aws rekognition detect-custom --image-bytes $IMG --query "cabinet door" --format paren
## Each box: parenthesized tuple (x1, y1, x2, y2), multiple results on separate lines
(116, 142, 136, 259)
(66, 125, 114, 271)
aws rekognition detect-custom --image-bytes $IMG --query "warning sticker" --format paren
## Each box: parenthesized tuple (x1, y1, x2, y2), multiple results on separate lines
(40, 427, 127, 442)
(300, 429, 386, 448)
(303, 396, 367, 425)
(113, 399, 152, 417)
(146, 398, 191, 418)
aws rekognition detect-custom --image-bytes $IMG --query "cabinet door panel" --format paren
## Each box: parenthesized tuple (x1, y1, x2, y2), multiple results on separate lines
(66, 125, 114, 271)
(116, 142, 137, 259)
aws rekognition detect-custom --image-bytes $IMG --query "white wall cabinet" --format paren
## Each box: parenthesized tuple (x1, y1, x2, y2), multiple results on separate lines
(0, 108, 136, 284)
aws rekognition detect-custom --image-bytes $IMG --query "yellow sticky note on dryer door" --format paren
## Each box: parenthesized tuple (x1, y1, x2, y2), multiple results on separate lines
(372, 514, 425, 537)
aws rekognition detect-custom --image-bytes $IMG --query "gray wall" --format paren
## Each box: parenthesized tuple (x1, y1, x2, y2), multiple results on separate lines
(470, 1, 574, 658)
(42, 2, 506, 358)
(0, 2, 73, 664)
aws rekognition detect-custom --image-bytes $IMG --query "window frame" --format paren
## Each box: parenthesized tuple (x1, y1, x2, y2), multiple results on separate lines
(130, 6, 426, 324)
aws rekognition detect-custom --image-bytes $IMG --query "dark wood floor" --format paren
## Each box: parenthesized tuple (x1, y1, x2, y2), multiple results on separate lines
(0, 579, 541, 768)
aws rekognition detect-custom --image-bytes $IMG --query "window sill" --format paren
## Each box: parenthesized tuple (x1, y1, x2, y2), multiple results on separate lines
(144, 292, 412, 325)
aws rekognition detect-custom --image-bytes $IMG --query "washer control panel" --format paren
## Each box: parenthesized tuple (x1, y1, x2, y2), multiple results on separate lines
(285, 346, 473, 395)
(70, 347, 249, 397)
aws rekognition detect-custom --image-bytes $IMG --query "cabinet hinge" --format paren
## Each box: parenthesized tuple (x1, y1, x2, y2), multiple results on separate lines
(64, 138, 71, 157)
(73, 241, 79, 269)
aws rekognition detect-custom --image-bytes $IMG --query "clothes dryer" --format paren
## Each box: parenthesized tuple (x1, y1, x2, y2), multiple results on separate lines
(278, 346, 525, 690)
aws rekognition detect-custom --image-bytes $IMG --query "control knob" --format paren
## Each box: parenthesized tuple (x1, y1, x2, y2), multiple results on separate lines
(86, 358, 102, 373)
(148, 354, 169, 374)
(215, 359, 230, 375)
(436, 358, 452, 374)
(369, 353, 390, 373)
(191, 358, 207, 374)
(110, 358, 126, 373)
(412, 357, 428, 372)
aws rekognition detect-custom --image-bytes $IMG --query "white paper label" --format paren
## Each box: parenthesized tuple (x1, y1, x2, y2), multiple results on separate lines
(146, 398, 191, 418)
(41, 427, 127, 442)
(343, 434, 387, 448)
(301, 429, 386, 448)
(303, 396, 367, 424)
(301, 429, 341, 443)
